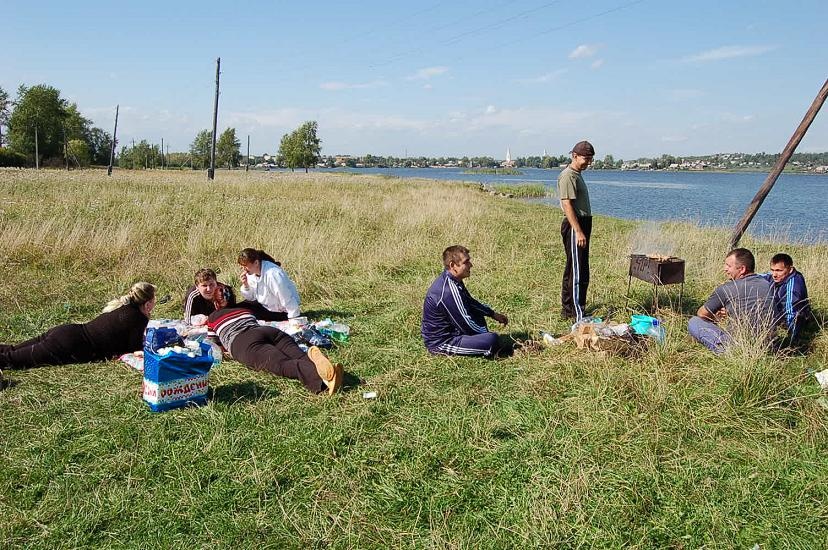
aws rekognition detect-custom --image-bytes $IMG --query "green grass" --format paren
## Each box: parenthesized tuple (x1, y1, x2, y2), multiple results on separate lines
(489, 182, 550, 198)
(1, 169, 827, 548)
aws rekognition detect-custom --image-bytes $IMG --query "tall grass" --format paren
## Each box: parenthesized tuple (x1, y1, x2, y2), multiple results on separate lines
(1, 168, 827, 548)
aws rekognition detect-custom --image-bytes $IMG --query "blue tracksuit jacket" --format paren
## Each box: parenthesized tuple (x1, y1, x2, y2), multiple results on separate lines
(761, 270, 812, 339)
(421, 270, 494, 351)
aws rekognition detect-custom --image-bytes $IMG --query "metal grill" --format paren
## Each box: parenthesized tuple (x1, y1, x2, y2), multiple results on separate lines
(627, 254, 685, 309)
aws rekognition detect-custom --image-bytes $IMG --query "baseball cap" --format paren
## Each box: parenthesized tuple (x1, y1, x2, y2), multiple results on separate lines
(571, 141, 595, 156)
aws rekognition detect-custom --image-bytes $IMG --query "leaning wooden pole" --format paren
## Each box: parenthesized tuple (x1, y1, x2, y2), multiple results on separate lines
(208, 57, 221, 181)
(729, 77, 828, 249)
(107, 105, 119, 176)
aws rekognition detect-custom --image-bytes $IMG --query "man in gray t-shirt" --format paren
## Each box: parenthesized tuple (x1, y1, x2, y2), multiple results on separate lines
(558, 140, 595, 321)
(688, 248, 773, 353)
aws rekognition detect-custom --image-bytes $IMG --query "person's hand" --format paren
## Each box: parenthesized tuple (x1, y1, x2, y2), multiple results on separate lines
(575, 230, 587, 248)
(715, 309, 728, 322)
(240, 269, 248, 288)
(492, 312, 509, 326)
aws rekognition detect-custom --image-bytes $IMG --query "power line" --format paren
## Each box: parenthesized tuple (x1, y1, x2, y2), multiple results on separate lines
(369, 0, 566, 68)
(368, 0, 646, 70)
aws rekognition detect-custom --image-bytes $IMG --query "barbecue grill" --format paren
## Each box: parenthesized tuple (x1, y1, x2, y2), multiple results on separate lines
(626, 254, 685, 309)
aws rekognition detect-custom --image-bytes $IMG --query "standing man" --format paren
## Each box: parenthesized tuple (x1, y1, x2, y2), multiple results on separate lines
(760, 253, 812, 343)
(422, 245, 509, 358)
(558, 140, 594, 321)
(688, 248, 773, 353)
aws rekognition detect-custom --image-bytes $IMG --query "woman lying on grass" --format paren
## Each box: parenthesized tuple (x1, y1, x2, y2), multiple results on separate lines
(207, 307, 343, 395)
(0, 282, 156, 372)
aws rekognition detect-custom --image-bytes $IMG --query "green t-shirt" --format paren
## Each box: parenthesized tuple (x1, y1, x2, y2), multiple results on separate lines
(557, 166, 591, 217)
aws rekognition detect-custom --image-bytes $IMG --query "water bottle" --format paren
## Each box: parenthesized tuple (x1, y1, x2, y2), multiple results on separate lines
(206, 338, 222, 367)
(645, 319, 666, 343)
(540, 331, 562, 346)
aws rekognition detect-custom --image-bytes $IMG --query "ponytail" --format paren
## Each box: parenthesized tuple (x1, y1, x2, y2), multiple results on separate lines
(238, 248, 281, 267)
(102, 281, 157, 313)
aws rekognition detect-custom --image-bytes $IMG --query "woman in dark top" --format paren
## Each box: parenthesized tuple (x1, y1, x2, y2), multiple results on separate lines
(0, 282, 156, 370)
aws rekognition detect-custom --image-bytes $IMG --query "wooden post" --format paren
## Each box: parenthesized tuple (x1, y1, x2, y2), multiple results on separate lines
(246, 134, 250, 172)
(63, 125, 69, 170)
(208, 57, 221, 181)
(107, 105, 118, 176)
(729, 78, 828, 249)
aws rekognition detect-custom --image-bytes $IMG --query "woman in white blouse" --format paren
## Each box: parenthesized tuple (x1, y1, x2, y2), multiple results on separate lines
(236, 248, 301, 321)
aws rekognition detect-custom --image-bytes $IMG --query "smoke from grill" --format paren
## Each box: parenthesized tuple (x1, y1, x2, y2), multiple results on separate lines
(628, 221, 676, 258)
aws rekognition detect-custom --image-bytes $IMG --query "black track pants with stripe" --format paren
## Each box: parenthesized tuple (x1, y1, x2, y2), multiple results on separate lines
(560, 216, 592, 320)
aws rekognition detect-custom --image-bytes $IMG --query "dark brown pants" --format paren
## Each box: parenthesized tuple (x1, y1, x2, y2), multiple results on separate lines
(230, 326, 324, 393)
(236, 300, 289, 322)
(1, 324, 99, 369)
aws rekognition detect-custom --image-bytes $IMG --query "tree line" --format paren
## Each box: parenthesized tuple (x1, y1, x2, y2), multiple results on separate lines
(0, 82, 323, 172)
(3, 83, 827, 172)
(0, 84, 112, 168)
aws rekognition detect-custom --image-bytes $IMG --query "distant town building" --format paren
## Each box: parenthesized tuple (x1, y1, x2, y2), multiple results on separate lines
(501, 147, 516, 168)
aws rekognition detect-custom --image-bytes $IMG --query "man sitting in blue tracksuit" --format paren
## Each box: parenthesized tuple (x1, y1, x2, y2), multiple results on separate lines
(421, 245, 509, 358)
(760, 253, 813, 343)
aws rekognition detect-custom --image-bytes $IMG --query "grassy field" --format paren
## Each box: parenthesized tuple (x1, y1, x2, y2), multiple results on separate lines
(1, 168, 827, 548)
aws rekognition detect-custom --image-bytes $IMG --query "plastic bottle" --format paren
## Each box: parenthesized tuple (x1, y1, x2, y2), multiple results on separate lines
(330, 323, 350, 343)
(645, 319, 666, 343)
(207, 338, 222, 367)
(540, 331, 562, 346)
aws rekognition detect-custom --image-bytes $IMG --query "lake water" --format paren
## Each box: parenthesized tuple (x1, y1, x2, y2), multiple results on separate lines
(312, 167, 828, 243)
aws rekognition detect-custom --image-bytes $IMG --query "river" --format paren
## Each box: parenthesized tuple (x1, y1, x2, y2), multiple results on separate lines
(308, 167, 828, 243)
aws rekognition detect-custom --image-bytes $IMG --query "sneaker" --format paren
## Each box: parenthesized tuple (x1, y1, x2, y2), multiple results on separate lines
(308, 346, 342, 395)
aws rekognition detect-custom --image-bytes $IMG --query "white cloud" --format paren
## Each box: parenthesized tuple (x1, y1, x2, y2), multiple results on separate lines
(406, 66, 449, 80)
(661, 135, 688, 143)
(485, 105, 497, 114)
(223, 108, 306, 128)
(319, 80, 387, 91)
(516, 69, 567, 84)
(682, 45, 776, 62)
(720, 112, 756, 123)
(591, 59, 604, 69)
(423, 84, 433, 90)
(569, 44, 601, 59)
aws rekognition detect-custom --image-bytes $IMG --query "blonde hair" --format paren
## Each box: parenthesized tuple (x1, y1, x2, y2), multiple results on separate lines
(102, 282, 157, 313)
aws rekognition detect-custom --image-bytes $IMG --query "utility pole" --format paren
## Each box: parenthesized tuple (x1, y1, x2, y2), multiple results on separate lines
(107, 104, 119, 176)
(729, 77, 828, 248)
(208, 57, 221, 181)
(161, 137, 164, 169)
(63, 125, 69, 170)
(246, 134, 250, 172)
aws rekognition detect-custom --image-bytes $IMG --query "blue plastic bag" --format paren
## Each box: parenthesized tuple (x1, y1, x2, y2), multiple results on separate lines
(142, 342, 212, 412)
(145, 326, 183, 353)
(630, 314, 658, 335)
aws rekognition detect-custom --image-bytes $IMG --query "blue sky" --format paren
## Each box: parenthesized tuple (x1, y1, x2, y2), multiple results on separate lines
(4, 0, 827, 159)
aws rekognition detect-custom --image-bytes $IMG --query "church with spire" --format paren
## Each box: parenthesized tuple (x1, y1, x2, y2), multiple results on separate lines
(500, 147, 516, 168)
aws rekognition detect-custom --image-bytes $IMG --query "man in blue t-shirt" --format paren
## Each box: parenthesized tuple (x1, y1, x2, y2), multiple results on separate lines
(421, 245, 509, 358)
(760, 253, 813, 343)
(688, 248, 773, 353)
